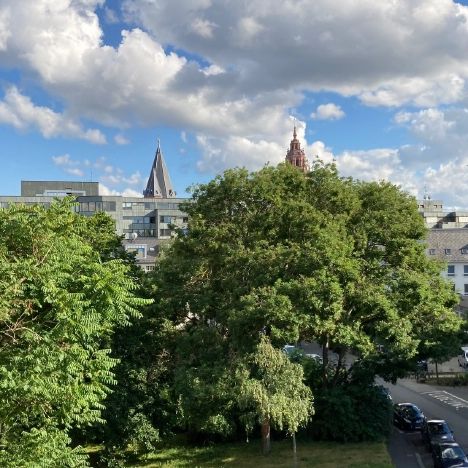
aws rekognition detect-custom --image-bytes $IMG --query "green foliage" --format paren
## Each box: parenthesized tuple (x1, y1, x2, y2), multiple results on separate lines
(149, 162, 460, 443)
(0, 428, 88, 468)
(126, 412, 160, 457)
(0, 199, 150, 466)
(236, 337, 313, 435)
(309, 384, 392, 442)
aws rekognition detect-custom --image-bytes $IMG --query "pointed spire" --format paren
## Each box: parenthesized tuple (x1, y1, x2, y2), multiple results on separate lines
(293, 119, 297, 139)
(143, 140, 176, 198)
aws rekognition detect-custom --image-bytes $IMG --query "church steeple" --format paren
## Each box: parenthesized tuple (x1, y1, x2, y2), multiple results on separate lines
(285, 125, 309, 172)
(143, 140, 176, 198)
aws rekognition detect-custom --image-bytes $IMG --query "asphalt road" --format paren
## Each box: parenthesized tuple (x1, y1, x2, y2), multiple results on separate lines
(386, 378, 468, 468)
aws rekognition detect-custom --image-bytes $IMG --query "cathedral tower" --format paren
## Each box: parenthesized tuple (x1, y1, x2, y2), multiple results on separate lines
(285, 125, 309, 173)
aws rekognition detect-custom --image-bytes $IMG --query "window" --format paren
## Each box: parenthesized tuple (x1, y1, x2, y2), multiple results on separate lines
(464, 265, 468, 276)
(160, 215, 172, 224)
(145, 265, 155, 272)
(448, 265, 455, 276)
(122, 202, 132, 209)
(183, 217, 189, 223)
(428, 249, 436, 255)
(462, 248, 468, 255)
(465, 284, 468, 296)
(125, 244, 146, 258)
(445, 248, 452, 255)
(159, 229, 172, 237)
(158, 203, 179, 210)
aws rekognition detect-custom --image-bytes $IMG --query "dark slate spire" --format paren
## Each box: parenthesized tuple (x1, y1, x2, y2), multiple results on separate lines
(143, 139, 176, 198)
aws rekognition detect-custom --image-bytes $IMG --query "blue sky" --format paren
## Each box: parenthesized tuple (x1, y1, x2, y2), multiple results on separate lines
(2, 1, 468, 206)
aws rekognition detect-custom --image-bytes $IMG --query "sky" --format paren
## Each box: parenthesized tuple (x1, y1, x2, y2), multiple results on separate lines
(2, 0, 468, 207)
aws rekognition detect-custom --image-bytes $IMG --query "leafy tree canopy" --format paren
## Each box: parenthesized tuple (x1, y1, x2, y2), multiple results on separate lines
(157, 162, 460, 381)
(0, 199, 150, 467)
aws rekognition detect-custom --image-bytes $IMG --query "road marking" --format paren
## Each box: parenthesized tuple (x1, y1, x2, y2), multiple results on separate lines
(415, 452, 425, 468)
(421, 390, 468, 409)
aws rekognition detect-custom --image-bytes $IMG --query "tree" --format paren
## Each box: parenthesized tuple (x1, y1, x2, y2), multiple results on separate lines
(236, 337, 313, 454)
(0, 200, 150, 467)
(152, 162, 460, 442)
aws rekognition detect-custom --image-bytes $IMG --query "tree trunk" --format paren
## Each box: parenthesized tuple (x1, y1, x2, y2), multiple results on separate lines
(322, 338, 329, 386)
(292, 432, 297, 467)
(332, 348, 345, 385)
(435, 361, 439, 384)
(261, 418, 271, 455)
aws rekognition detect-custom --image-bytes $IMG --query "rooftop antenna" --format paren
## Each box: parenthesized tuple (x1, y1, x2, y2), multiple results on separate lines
(423, 183, 431, 201)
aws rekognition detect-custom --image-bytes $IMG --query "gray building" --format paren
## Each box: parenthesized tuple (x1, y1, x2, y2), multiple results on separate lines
(0, 143, 188, 272)
(419, 198, 468, 314)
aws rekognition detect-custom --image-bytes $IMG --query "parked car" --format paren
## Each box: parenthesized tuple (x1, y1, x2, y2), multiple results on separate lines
(421, 420, 455, 452)
(304, 353, 323, 364)
(393, 403, 424, 430)
(376, 385, 392, 402)
(417, 359, 429, 372)
(283, 345, 322, 363)
(432, 442, 468, 468)
(458, 347, 468, 369)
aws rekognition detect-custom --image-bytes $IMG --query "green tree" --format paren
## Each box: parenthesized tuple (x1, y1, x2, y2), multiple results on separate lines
(0, 200, 150, 467)
(236, 337, 313, 454)
(153, 162, 460, 443)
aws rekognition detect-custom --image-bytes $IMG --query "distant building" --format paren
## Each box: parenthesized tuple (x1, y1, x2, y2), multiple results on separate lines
(419, 197, 468, 314)
(0, 142, 188, 272)
(1, 131, 313, 272)
(285, 125, 309, 172)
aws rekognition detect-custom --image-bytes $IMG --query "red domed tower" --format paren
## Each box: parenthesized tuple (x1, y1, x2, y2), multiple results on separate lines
(285, 125, 309, 173)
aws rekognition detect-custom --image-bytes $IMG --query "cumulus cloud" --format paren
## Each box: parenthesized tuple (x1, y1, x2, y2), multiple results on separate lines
(114, 133, 130, 145)
(123, 0, 468, 107)
(0, 87, 106, 143)
(311, 103, 345, 120)
(52, 153, 145, 192)
(99, 183, 142, 197)
(4, 0, 468, 208)
(52, 153, 85, 177)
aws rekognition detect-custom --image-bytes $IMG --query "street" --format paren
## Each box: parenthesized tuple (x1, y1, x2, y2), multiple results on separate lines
(387, 378, 468, 468)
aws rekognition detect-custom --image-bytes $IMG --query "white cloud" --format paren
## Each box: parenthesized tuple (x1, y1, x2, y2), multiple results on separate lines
(4, 0, 468, 207)
(114, 133, 130, 145)
(101, 167, 142, 186)
(311, 103, 345, 121)
(123, 0, 468, 108)
(191, 18, 217, 38)
(64, 167, 85, 177)
(201, 64, 225, 76)
(0, 8, 10, 51)
(99, 183, 143, 197)
(52, 153, 79, 166)
(103, 6, 119, 24)
(395, 108, 455, 141)
(0, 87, 106, 143)
(52, 153, 85, 177)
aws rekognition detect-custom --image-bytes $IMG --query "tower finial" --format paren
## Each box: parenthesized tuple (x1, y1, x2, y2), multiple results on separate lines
(157, 138, 160, 150)
(293, 118, 297, 139)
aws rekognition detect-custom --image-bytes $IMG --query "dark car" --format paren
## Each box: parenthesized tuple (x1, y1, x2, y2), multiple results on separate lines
(417, 359, 429, 372)
(422, 420, 455, 452)
(432, 442, 468, 468)
(393, 403, 425, 430)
